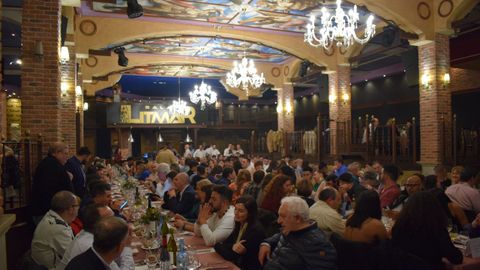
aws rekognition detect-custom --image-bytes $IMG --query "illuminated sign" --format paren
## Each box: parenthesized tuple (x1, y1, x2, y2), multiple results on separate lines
(119, 104, 197, 124)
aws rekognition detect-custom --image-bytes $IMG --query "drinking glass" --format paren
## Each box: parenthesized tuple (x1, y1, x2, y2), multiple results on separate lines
(145, 251, 158, 270)
(187, 252, 201, 270)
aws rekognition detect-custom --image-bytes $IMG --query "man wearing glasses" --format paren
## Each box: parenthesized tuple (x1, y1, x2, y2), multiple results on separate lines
(32, 191, 80, 269)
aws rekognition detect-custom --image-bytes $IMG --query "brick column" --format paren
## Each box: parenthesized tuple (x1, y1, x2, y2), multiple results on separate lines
(328, 65, 351, 156)
(418, 34, 452, 170)
(277, 83, 294, 132)
(21, 0, 62, 152)
(60, 44, 77, 151)
(0, 1, 5, 141)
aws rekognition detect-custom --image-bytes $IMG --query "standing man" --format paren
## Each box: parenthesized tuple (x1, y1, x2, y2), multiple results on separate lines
(156, 142, 178, 165)
(32, 142, 73, 224)
(223, 144, 234, 157)
(183, 144, 193, 158)
(193, 144, 206, 159)
(234, 144, 244, 157)
(32, 191, 79, 269)
(66, 147, 91, 199)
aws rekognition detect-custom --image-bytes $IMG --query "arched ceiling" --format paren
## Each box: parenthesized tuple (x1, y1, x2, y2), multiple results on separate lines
(90, 0, 376, 33)
(103, 36, 291, 63)
(111, 64, 229, 78)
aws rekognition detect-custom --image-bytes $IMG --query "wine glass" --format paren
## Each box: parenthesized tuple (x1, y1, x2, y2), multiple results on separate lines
(187, 252, 201, 270)
(145, 251, 158, 270)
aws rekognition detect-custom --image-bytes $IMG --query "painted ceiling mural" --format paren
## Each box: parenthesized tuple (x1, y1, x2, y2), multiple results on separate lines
(121, 64, 228, 78)
(90, 0, 370, 33)
(105, 36, 289, 63)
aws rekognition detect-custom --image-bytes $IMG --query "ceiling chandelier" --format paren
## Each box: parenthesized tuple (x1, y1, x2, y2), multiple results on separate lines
(226, 54, 265, 96)
(189, 81, 217, 110)
(304, 0, 375, 50)
(168, 78, 190, 116)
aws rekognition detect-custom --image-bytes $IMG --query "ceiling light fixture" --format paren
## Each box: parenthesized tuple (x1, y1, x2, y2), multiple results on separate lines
(189, 80, 217, 110)
(114, 47, 128, 67)
(304, 0, 375, 50)
(185, 126, 192, 143)
(127, 0, 143, 19)
(168, 77, 190, 116)
(157, 128, 163, 143)
(128, 127, 134, 143)
(226, 53, 265, 97)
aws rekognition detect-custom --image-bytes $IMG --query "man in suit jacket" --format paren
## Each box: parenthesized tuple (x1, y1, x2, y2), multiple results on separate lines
(66, 216, 129, 270)
(163, 172, 197, 219)
(32, 142, 73, 225)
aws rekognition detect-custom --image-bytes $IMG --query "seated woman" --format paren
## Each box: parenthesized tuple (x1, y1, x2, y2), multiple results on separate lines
(260, 175, 292, 214)
(343, 190, 388, 245)
(214, 195, 265, 270)
(229, 169, 252, 203)
(173, 179, 213, 231)
(391, 191, 463, 270)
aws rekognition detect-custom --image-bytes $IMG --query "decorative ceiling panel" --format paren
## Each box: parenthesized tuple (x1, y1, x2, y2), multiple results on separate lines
(106, 36, 289, 63)
(121, 64, 228, 78)
(90, 0, 368, 32)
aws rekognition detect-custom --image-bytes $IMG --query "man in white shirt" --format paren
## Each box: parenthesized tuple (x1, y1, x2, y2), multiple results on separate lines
(446, 167, 480, 214)
(309, 188, 345, 237)
(57, 204, 134, 270)
(194, 185, 235, 246)
(233, 144, 244, 157)
(32, 191, 79, 269)
(193, 144, 206, 159)
(223, 144, 234, 157)
(183, 144, 193, 158)
(205, 144, 221, 158)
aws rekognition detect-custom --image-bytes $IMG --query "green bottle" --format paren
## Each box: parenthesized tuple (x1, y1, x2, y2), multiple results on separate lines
(161, 214, 169, 246)
(167, 228, 177, 266)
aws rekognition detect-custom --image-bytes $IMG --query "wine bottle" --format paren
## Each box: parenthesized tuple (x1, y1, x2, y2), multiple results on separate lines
(159, 242, 170, 270)
(161, 214, 169, 246)
(167, 228, 177, 266)
(135, 187, 142, 206)
(176, 238, 188, 270)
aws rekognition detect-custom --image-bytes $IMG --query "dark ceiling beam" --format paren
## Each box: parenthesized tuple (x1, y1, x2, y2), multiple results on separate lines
(89, 49, 111, 56)
(452, 12, 480, 30)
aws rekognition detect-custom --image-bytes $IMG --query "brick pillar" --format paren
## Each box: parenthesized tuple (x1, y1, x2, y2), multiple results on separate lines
(418, 34, 452, 170)
(60, 44, 77, 151)
(21, 0, 62, 153)
(277, 83, 294, 132)
(0, 1, 5, 141)
(328, 65, 351, 156)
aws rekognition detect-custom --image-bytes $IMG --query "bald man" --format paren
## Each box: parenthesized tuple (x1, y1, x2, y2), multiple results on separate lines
(163, 172, 197, 220)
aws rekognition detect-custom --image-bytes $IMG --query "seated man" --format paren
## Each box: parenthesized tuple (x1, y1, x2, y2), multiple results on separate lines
(194, 185, 235, 246)
(309, 188, 345, 237)
(58, 204, 134, 270)
(446, 167, 480, 216)
(65, 216, 129, 270)
(163, 172, 197, 219)
(32, 191, 79, 269)
(259, 196, 337, 270)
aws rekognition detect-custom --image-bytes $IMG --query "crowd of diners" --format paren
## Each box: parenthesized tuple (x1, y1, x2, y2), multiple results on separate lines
(25, 141, 480, 270)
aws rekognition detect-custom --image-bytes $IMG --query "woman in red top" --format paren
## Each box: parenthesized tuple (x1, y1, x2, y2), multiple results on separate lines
(260, 175, 292, 213)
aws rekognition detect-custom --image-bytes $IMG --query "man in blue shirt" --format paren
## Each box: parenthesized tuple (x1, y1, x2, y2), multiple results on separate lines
(333, 157, 348, 177)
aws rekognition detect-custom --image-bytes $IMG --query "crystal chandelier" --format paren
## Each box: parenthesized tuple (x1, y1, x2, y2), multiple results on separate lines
(304, 0, 375, 49)
(189, 81, 217, 110)
(168, 77, 190, 116)
(226, 55, 265, 96)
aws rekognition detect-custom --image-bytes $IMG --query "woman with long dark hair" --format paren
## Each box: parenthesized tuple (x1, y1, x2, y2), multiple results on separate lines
(344, 190, 388, 244)
(260, 175, 292, 213)
(391, 191, 462, 269)
(215, 195, 265, 270)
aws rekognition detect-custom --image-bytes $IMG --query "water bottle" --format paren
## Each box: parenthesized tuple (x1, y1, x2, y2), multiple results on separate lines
(176, 238, 188, 270)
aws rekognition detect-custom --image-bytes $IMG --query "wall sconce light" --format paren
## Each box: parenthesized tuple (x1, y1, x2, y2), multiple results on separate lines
(443, 73, 450, 88)
(342, 93, 350, 104)
(34, 41, 44, 57)
(285, 102, 292, 114)
(75, 86, 83, 97)
(83, 102, 89, 111)
(59, 46, 70, 64)
(60, 82, 69, 96)
(421, 73, 430, 89)
(328, 93, 337, 104)
(276, 103, 282, 113)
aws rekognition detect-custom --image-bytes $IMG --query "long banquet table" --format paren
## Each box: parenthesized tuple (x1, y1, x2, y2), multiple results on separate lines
(132, 233, 240, 270)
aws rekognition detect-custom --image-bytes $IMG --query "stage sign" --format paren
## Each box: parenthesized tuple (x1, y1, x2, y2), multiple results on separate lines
(111, 103, 198, 125)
